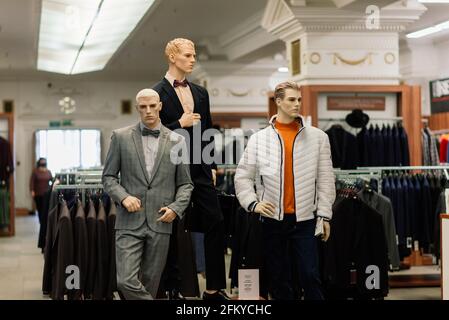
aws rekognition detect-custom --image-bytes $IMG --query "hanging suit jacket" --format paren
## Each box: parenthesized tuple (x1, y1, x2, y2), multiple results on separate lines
(325, 125, 359, 169)
(0, 137, 13, 183)
(84, 200, 97, 299)
(73, 200, 88, 300)
(374, 125, 384, 166)
(106, 202, 117, 300)
(357, 189, 400, 270)
(42, 197, 58, 295)
(323, 197, 389, 299)
(398, 125, 410, 166)
(93, 200, 108, 300)
(52, 201, 74, 300)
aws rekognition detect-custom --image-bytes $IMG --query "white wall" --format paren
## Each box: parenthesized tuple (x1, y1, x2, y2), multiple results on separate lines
(0, 80, 154, 209)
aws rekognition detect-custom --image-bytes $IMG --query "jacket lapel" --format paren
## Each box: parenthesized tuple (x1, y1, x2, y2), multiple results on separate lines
(148, 126, 168, 186)
(161, 78, 185, 116)
(188, 81, 200, 113)
(132, 124, 151, 185)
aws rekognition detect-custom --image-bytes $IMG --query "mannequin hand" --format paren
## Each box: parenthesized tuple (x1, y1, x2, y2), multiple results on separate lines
(179, 112, 201, 128)
(322, 221, 331, 242)
(254, 201, 276, 217)
(212, 169, 217, 186)
(157, 207, 177, 223)
(122, 196, 142, 213)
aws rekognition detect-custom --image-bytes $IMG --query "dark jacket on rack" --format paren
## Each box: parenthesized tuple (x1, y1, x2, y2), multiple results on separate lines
(357, 189, 400, 270)
(229, 207, 266, 297)
(325, 125, 359, 169)
(0, 136, 13, 183)
(73, 200, 88, 300)
(84, 200, 97, 299)
(42, 193, 59, 295)
(323, 197, 389, 299)
(398, 124, 410, 166)
(52, 201, 74, 300)
(106, 202, 117, 300)
(93, 200, 108, 300)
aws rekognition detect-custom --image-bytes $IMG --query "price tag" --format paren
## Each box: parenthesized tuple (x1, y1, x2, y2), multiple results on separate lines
(238, 269, 259, 300)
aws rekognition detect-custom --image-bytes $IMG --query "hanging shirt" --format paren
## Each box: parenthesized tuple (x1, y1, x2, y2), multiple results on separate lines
(439, 134, 449, 163)
(165, 72, 195, 114)
(140, 121, 161, 180)
(275, 120, 300, 214)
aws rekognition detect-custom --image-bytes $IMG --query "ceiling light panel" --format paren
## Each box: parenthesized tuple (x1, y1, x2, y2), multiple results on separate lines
(38, 0, 155, 74)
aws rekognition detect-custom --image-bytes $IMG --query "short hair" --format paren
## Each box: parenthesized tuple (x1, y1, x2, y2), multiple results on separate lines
(274, 81, 300, 100)
(165, 38, 195, 62)
(135, 89, 160, 103)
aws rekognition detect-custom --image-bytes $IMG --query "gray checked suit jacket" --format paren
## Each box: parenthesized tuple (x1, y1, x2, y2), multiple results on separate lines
(102, 123, 193, 234)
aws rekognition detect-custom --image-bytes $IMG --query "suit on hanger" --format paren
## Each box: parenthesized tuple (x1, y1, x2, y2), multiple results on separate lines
(73, 200, 88, 300)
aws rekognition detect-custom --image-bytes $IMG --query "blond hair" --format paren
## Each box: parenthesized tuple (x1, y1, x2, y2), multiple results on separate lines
(136, 88, 159, 103)
(274, 81, 300, 100)
(165, 38, 195, 62)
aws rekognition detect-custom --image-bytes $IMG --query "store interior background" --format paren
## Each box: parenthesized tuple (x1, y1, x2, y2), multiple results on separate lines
(1, 0, 449, 299)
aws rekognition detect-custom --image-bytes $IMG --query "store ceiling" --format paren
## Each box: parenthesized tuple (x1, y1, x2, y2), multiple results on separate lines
(0, 0, 448, 81)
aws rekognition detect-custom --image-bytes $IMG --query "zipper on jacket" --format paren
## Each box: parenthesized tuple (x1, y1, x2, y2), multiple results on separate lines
(260, 175, 265, 201)
(313, 179, 317, 205)
(274, 131, 284, 220)
(292, 127, 306, 215)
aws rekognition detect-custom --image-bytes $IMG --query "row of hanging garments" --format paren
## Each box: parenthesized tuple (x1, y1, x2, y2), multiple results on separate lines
(0, 136, 13, 230)
(381, 172, 446, 260)
(42, 190, 117, 300)
(326, 123, 410, 169)
(323, 181, 390, 299)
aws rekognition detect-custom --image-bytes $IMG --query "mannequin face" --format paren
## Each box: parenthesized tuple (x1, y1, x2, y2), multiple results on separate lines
(169, 44, 196, 75)
(276, 88, 301, 120)
(136, 95, 162, 129)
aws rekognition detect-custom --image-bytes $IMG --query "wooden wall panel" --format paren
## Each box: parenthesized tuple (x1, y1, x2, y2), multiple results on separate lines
(298, 84, 422, 166)
(429, 112, 449, 131)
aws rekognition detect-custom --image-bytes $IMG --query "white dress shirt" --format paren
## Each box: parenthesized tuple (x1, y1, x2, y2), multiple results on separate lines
(165, 71, 195, 113)
(140, 121, 161, 180)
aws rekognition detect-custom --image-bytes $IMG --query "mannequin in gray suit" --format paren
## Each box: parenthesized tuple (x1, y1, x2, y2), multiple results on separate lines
(102, 88, 193, 300)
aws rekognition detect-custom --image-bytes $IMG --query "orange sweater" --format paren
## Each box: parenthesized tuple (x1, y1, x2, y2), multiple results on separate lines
(275, 120, 300, 214)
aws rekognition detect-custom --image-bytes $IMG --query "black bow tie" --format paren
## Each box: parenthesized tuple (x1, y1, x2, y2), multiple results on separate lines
(141, 127, 160, 138)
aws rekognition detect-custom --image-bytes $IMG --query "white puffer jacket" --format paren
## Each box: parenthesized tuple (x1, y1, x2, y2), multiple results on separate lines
(235, 115, 336, 221)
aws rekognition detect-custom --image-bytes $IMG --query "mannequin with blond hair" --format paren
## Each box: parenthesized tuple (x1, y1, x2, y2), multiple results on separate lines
(153, 38, 228, 300)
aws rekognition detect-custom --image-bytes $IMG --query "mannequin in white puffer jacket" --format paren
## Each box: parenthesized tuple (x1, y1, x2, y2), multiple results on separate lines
(235, 81, 336, 300)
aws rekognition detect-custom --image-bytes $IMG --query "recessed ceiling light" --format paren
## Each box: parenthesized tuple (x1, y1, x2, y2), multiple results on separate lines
(278, 67, 289, 73)
(38, 0, 157, 75)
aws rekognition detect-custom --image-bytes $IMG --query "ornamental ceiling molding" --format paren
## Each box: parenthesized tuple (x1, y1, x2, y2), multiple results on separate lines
(262, 0, 426, 38)
(331, 52, 375, 66)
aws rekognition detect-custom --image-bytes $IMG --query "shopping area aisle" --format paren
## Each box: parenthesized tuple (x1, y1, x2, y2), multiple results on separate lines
(0, 216, 48, 300)
(0, 216, 442, 300)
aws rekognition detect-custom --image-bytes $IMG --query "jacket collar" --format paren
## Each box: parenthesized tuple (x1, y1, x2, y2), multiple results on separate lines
(269, 114, 306, 131)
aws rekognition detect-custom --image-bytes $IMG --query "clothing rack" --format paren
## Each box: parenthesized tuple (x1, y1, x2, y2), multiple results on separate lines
(430, 128, 449, 135)
(358, 166, 449, 180)
(319, 116, 403, 122)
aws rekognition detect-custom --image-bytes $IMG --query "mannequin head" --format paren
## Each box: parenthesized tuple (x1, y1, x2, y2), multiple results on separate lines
(274, 81, 301, 123)
(135, 89, 162, 129)
(165, 38, 196, 77)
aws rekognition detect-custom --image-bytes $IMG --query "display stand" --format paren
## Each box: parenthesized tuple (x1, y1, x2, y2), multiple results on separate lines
(0, 113, 15, 236)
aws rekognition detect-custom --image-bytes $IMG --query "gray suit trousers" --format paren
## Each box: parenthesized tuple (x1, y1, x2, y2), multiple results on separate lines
(116, 222, 170, 300)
